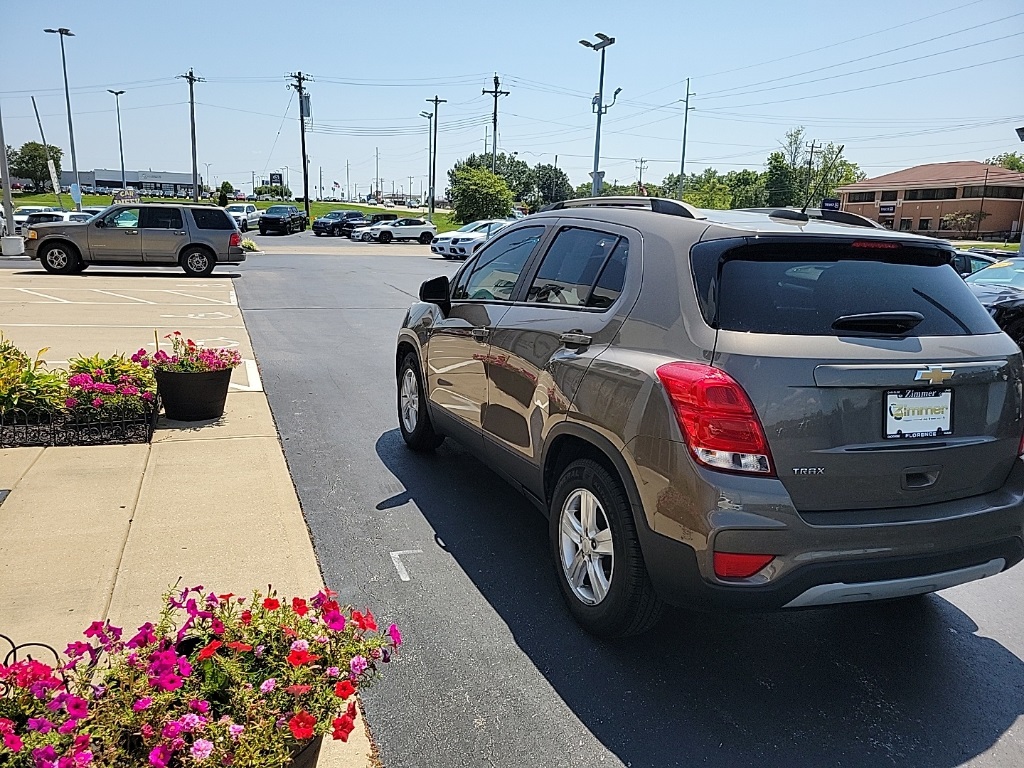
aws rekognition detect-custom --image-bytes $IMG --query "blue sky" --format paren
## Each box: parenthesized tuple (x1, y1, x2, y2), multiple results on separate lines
(2, 0, 1022, 196)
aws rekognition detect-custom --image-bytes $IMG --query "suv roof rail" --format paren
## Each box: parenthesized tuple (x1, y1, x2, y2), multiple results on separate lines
(738, 207, 883, 229)
(547, 196, 704, 219)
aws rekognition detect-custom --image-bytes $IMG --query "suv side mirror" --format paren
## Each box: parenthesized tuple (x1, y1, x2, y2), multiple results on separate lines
(419, 276, 451, 312)
(95, 219, 106, 228)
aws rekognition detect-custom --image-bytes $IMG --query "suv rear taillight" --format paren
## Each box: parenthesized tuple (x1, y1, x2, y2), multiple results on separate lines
(229, 232, 241, 247)
(656, 362, 774, 475)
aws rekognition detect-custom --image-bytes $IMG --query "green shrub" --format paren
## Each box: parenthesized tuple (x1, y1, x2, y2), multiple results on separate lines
(0, 335, 67, 413)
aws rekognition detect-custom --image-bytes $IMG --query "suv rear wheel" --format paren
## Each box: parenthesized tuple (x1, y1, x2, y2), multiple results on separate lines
(550, 458, 663, 638)
(419, 231, 433, 245)
(180, 247, 216, 277)
(397, 352, 444, 451)
(40, 242, 79, 275)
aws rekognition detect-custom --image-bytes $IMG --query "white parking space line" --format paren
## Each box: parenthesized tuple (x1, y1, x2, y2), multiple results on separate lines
(15, 288, 71, 303)
(390, 550, 423, 582)
(90, 289, 156, 304)
(229, 360, 264, 392)
(164, 291, 231, 305)
(2, 323, 246, 329)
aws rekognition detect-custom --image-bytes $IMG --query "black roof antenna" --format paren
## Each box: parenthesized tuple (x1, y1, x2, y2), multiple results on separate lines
(801, 144, 846, 215)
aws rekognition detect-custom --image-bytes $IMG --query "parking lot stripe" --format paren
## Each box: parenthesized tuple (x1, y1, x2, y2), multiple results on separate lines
(164, 291, 230, 305)
(90, 289, 156, 304)
(15, 288, 71, 303)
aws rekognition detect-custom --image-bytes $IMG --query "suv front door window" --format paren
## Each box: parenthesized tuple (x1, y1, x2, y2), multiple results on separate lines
(426, 225, 546, 440)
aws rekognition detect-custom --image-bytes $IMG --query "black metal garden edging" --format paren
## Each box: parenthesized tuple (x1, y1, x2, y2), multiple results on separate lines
(0, 402, 158, 448)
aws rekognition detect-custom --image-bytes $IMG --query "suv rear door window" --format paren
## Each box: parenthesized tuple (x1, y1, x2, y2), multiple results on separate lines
(141, 207, 183, 229)
(693, 241, 998, 337)
(454, 226, 544, 302)
(525, 227, 621, 307)
(189, 208, 235, 230)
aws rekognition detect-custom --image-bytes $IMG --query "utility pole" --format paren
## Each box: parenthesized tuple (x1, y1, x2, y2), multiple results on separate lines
(482, 74, 509, 174)
(484, 126, 489, 156)
(375, 146, 380, 200)
(804, 139, 821, 204)
(978, 167, 990, 238)
(635, 158, 648, 195)
(420, 110, 433, 213)
(287, 71, 313, 219)
(677, 78, 696, 200)
(251, 170, 255, 195)
(425, 96, 446, 221)
(30, 97, 65, 210)
(346, 160, 350, 201)
(107, 90, 126, 189)
(177, 68, 204, 202)
(408, 176, 414, 202)
(319, 166, 323, 201)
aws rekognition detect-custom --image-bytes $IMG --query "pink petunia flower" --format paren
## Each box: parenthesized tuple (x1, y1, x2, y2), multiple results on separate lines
(349, 655, 368, 675)
(260, 678, 276, 693)
(191, 739, 214, 760)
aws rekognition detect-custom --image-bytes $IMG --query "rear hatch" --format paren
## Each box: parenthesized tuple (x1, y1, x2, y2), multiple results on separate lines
(691, 236, 1023, 513)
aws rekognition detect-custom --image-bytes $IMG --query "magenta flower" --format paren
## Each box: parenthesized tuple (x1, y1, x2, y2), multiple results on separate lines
(68, 373, 93, 388)
(350, 655, 368, 675)
(191, 739, 214, 760)
(161, 722, 181, 739)
(91, 398, 103, 408)
(65, 696, 88, 719)
(179, 713, 203, 732)
(27, 717, 53, 733)
(151, 672, 182, 691)
(58, 720, 77, 734)
(3, 732, 22, 752)
(326, 666, 340, 678)
(388, 623, 402, 647)
(189, 699, 210, 714)
(149, 744, 171, 767)
(260, 678, 276, 693)
(133, 697, 152, 711)
(324, 611, 346, 632)
(141, 391, 154, 401)
(65, 397, 79, 409)
(229, 724, 244, 740)
(290, 639, 309, 652)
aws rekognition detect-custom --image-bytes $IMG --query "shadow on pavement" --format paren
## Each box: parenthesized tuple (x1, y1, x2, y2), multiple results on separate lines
(7, 269, 241, 279)
(375, 428, 1024, 768)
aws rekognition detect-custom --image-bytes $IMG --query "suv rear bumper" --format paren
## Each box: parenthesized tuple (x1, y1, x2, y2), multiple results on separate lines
(629, 446, 1024, 610)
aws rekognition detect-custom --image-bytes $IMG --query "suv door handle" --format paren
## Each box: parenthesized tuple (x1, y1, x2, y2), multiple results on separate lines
(559, 332, 592, 347)
(471, 327, 490, 341)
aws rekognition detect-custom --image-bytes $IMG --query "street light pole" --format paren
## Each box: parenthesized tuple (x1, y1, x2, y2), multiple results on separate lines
(580, 33, 620, 197)
(420, 109, 434, 219)
(203, 163, 212, 195)
(45, 27, 81, 210)
(107, 90, 126, 189)
(677, 78, 696, 200)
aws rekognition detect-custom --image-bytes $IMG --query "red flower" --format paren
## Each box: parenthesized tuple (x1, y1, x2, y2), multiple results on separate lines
(281, 626, 298, 638)
(292, 597, 309, 617)
(331, 714, 355, 742)
(288, 711, 316, 740)
(334, 680, 356, 699)
(226, 641, 252, 653)
(263, 598, 280, 611)
(286, 684, 312, 695)
(286, 649, 320, 667)
(322, 600, 339, 615)
(217, 593, 235, 603)
(352, 610, 377, 632)
(240, 610, 252, 626)
(197, 640, 222, 661)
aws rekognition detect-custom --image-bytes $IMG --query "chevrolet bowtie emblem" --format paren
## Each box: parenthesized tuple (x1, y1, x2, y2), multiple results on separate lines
(915, 365, 955, 385)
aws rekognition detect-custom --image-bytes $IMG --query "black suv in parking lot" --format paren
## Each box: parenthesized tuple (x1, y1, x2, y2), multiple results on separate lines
(395, 196, 1024, 637)
(313, 210, 365, 237)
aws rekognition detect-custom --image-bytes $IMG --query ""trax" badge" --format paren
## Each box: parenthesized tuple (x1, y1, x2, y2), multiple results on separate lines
(792, 467, 825, 475)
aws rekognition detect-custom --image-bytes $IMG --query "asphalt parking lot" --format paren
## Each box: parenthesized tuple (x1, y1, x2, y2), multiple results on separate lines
(246, 228, 442, 256)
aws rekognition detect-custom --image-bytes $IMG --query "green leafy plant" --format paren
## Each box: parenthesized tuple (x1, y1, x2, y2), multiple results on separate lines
(0, 335, 66, 414)
(66, 353, 156, 416)
(240, 239, 258, 252)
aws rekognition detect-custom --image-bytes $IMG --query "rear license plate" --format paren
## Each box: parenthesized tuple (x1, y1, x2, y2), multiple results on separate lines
(885, 389, 953, 439)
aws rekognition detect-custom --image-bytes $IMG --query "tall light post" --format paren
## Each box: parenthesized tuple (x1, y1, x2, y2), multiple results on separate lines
(420, 110, 433, 217)
(204, 162, 212, 194)
(107, 89, 126, 189)
(579, 33, 620, 197)
(44, 27, 81, 211)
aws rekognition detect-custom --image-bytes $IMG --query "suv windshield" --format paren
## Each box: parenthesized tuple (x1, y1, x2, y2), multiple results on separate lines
(692, 241, 998, 337)
(965, 258, 1024, 288)
(226, 205, 245, 212)
(456, 221, 491, 233)
(266, 206, 291, 214)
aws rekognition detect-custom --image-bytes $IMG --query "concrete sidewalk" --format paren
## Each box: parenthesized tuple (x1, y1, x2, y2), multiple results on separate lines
(0, 269, 374, 767)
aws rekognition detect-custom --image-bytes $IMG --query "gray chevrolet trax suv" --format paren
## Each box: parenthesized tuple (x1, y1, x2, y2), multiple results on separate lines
(395, 197, 1024, 638)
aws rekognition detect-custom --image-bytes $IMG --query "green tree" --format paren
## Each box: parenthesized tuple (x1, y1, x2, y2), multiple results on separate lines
(682, 168, 732, 209)
(217, 190, 229, 207)
(987, 152, 1024, 172)
(219, 181, 234, 195)
(723, 169, 765, 208)
(764, 151, 798, 207)
(449, 152, 533, 202)
(450, 167, 513, 223)
(254, 184, 291, 198)
(10, 142, 63, 190)
(940, 210, 991, 239)
(532, 163, 573, 207)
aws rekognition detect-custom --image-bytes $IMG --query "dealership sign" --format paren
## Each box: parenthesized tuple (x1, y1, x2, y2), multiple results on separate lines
(879, 204, 896, 214)
(269, 172, 283, 186)
(820, 198, 841, 211)
(112, 188, 141, 205)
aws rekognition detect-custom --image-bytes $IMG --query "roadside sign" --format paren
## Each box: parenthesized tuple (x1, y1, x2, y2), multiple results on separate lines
(821, 198, 841, 211)
(112, 188, 140, 205)
(880, 204, 896, 214)
(70, 183, 82, 205)
(270, 172, 283, 186)
(46, 160, 61, 195)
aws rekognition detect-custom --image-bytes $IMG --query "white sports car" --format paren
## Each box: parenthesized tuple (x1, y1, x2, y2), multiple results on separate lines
(429, 219, 512, 259)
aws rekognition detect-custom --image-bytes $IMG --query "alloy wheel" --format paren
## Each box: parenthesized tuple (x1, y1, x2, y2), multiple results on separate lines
(558, 489, 614, 605)
(46, 249, 69, 270)
(399, 367, 419, 433)
(187, 251, 210, 273)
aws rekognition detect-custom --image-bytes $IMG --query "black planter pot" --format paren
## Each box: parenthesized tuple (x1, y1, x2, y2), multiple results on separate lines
(290, 736, 323, 768)
(155, 368, 232, 421)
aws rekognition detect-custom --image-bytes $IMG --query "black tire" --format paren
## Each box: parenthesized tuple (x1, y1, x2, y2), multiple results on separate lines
(180, 247, 216, 277)
(259, 227, 267, 236)
(549, 458, 663, 638)
(314, 231, 322, 237)
(240, 220, 248, 232)
(40, 242, 79, 274)
(1004, 318, 1024, 352)
(397, 352, 444, 452)
(419, 231, 433, 245)
(379, 231, 393, 244)
(71, 262, 89, 273)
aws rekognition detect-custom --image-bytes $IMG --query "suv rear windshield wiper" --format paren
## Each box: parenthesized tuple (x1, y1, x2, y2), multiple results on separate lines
(831, 311, 924, 335)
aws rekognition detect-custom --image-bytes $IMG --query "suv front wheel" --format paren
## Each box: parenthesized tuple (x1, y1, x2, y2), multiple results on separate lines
(550, 458, 663, 638)
(40, 243, 80, 275)
(180, 247, 216, 277)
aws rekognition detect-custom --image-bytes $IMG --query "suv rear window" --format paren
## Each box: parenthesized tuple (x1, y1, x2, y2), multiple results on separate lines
(189, 208, 235, 230)
(692, 241, 998, 337)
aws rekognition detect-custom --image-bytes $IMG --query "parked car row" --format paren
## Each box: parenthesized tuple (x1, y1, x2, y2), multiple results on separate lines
(430, 219, 512, 259)
(258, 205, 309, 235)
